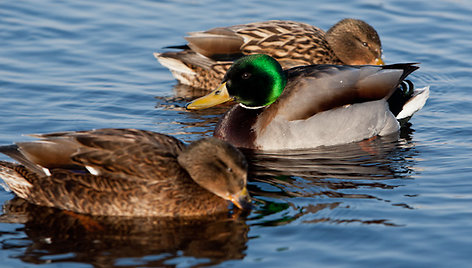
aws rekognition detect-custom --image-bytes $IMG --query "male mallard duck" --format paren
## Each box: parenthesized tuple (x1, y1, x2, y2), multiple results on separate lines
(186, 54, 429, 150)
(155, 19, 383, 90)
(0, 129, 251, 217)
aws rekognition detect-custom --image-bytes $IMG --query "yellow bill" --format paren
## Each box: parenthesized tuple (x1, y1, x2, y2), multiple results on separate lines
(228, 187, 252, 210)
(186, 82, 233, 110)
(374, 57, 384, 65)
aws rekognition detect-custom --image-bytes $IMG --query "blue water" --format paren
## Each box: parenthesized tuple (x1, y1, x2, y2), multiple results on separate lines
(1, 0, 472, 267)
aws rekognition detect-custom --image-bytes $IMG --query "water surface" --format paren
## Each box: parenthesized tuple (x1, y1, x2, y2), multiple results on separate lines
(1, 0, 472, 267)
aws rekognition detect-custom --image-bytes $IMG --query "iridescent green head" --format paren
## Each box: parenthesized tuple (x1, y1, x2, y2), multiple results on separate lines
(225, 54, 287, 108)
(186, 54, 287, 110)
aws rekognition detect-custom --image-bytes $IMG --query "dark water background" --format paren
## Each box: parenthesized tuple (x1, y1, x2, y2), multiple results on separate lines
(1, 0, 471, 267)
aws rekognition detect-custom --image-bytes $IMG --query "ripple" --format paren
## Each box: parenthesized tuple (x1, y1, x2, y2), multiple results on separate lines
(1, 0, 472, 266)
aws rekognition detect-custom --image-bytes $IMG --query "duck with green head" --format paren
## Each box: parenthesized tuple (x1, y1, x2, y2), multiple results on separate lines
(187, 54, 429, 150)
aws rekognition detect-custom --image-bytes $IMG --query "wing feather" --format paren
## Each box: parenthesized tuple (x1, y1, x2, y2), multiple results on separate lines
(272, 64, 419, 121)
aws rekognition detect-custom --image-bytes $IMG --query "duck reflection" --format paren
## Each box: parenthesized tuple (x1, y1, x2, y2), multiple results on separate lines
(244, 131, 419, 227)
(1, 198, 249, 267)
(170, 83, 212, 100)
(247, 133, 415, 181)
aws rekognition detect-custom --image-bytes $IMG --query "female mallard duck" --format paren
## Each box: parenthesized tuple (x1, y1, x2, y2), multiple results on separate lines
(186, 54, 429, 150)
(0, 128, 251, 217)
(155, 19, 383, 90)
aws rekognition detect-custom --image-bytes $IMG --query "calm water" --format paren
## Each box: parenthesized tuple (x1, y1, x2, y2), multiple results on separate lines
(1, 0, 471, 267)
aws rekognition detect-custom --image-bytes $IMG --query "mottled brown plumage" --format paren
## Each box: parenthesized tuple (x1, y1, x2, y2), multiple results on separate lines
(0, 129, 250, 217)
(155, 19, 383, 90)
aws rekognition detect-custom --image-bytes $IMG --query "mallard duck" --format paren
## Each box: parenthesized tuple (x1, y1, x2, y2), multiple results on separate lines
(155, 19, 383, 90)
(186, 54, 429, 150)
(0, 129, 251, 217)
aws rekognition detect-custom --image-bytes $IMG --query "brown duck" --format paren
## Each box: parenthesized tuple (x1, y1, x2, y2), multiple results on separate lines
(0, 128, 251, 217)
(155, 18, 383, 89)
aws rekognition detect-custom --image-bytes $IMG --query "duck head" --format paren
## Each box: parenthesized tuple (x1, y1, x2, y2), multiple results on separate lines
(178, 137, 251, 210)
(326, 18, 384, 65)
(186, 54, 287, 110)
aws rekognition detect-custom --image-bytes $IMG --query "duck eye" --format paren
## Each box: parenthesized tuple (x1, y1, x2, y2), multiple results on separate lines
(362, 42, 369, 47)
(241, 72, 251, 80)
(227, 167, 233, 173)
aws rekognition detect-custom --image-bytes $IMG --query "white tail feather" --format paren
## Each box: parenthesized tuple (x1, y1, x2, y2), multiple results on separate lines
(154, 53, 195, 75)
(154, 53, 196, 85)
(396, 86, 430, 120)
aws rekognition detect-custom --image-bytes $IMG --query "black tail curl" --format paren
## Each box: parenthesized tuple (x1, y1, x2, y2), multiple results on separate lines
(388, 80, 415, 117)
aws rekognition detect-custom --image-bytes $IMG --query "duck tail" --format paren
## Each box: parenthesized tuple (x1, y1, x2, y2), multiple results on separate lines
(0, 161, 33, 199)
(382, 63, 420, 82)
(388, 81, 430, 125)
(153, 52, 197, 85)
(0, 145, 48, 177)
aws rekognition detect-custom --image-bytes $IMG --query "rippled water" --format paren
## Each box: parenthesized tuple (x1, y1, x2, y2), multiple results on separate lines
(1, 0, 471, 267)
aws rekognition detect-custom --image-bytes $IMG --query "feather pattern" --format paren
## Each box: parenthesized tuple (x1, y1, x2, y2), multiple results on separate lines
(156, 19, 383, 90)
(0, 129, 250, 217)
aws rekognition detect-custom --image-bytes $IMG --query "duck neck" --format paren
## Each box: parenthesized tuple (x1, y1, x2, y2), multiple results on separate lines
(214, 105, 264, 149)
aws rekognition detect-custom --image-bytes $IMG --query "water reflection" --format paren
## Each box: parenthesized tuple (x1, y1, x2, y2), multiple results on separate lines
(171, 83, 211, 100)
(247, 132, 415, 180)
(245, 131, 419, 227)
(1, 198, 249, 267)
